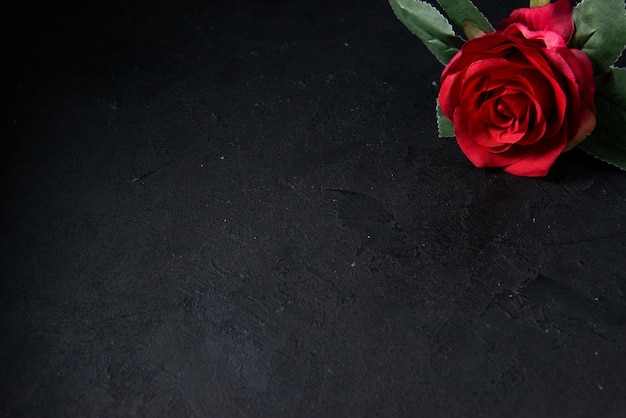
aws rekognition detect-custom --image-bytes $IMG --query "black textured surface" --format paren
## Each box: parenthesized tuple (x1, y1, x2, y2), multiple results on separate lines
(2, 0, 626, 416)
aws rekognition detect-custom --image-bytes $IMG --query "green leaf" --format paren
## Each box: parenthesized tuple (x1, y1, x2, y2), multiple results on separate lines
(435, 0, 494, 37)
(578, 67, 626, 171)
(571, 0, 626, 74)
(437, 100, 455, 137)
(389, 0, 464, 65)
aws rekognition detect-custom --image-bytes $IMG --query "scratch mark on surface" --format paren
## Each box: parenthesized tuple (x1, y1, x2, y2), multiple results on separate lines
(131, 162, 170, 183)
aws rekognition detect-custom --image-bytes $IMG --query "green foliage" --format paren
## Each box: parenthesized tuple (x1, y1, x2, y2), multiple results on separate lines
(435, 0, 494, 37)
(579, 68, 626, 170)
(388, 0, 463, 65)
(572, 0, 626, 74)
(436, 101, 455, 137)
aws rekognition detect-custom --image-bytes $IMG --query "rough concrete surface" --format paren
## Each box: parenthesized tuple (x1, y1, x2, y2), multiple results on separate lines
(2, 0, 626, 416)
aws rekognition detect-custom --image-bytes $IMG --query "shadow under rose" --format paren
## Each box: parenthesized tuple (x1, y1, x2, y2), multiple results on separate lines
(545, 147, 620, 183)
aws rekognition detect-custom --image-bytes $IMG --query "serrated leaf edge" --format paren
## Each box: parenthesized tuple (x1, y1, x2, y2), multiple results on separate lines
(435, 0, 494, 36)
(572, 0, 626, 73)
(436, 100, 455, 138)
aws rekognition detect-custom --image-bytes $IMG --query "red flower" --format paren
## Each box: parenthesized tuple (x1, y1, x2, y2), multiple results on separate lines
(439, 0, 596, 176)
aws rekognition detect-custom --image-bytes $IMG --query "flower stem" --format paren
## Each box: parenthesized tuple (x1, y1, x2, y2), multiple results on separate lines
(530, 0, 550, 8)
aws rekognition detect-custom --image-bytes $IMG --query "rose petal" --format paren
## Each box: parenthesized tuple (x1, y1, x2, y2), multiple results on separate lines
(498, 0, 574, 42)
(486, 97, 513, 128)
(506, 23, 568, 49)
(454, 108, 522, 167)
(509, 44, 568, 136)
(502, 135, 567, 176)
(514, 98, 546, 146)
(438, 71, 463, 121)
(454, 97, 568, 176)
(507, 72, 555, 116)
(558, 49, 596, 148)
(501, 92, 529, 120)
(566, 102, 596, 149)
(438, 16, 595, 177)
(542, 47, 596, 145)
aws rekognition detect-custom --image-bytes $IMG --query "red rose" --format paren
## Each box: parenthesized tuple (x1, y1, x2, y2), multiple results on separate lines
(439, 0, 596, 177)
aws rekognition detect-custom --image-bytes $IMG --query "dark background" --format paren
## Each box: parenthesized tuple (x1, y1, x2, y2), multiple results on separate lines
(2, 0, 626, 416)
